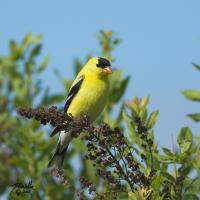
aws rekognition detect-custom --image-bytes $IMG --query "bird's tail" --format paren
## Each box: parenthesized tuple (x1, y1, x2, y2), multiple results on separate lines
(47, 142, 68, 169)
(48, 130, 72, 169)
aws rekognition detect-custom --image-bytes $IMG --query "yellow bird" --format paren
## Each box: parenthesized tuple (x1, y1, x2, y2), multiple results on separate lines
(48, 57, 112, 169)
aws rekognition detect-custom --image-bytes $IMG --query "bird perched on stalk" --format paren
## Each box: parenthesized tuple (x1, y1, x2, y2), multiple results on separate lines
(48, 57, 112, 169)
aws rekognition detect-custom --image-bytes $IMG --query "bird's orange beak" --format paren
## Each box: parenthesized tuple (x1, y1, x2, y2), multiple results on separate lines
(102, 66, 112, 74)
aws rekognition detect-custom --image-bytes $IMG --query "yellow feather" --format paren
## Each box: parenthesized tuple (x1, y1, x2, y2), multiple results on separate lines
(48, 57, 112, 169)
(67, 57, 110, 122)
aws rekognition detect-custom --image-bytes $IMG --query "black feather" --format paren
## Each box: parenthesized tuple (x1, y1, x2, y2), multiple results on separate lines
(64, 75, 84, 112)
(50, 75, 84, 137)
(47, 141, 69, 169)
(96, 57, 111, 68)
(50, 127, 60, 137)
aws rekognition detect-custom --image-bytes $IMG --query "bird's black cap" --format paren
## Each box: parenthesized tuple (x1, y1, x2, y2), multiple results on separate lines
(96, 57, 111, 68)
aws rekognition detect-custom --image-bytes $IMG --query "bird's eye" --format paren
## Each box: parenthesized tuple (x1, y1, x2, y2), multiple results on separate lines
(96, 57, 111, 68)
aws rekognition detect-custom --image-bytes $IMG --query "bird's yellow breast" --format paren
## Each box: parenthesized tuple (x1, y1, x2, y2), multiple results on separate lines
(67, 74, 109, 122)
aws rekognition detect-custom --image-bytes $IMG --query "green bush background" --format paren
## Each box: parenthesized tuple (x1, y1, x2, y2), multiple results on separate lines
(0, 31, 199, 199)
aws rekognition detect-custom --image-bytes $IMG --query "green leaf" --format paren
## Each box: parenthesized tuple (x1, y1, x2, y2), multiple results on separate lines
(192, 62, 200, 71)
(161, 172, 176, 182)
(140, 96, 149, 109)
(122, 111, 132, 128)
(72, 138, 87, 153)
(187, 113, 200, 122)
(22, 33, 33, 45)
(182, 90, 200, 102)
(160, 147, 176, 163)
(10, 40, 17, 54)
(122, 111, 138, 143)
(23, 33, 42, 46)
(113, 38, 121, 45)
(139, 107, 147, 124)
(9, 40, 22, 60)
(30, 44, 42, 58)
(80, 158, 97, 184)
(183, 194, 199, 200)
(162, 147, 174, 157)
(146, 110, 159, 129)
(109, 69, 130, 103)
(39, 57, 49, 73)
(177, 127, 193, 153)
(151, 167, 166, 189)
(128, 192, 137, 200)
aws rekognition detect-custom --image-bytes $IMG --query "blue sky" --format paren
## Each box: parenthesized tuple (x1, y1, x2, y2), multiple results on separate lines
(1, 0, 200, 148)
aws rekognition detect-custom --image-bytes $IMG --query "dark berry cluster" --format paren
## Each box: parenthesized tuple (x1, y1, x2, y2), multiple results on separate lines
(134, 116, 155, 170)
(17, 106, 72, 125)
(79, 176, 96, 195)
(134, 116, 154, 150)
(17, 106, 90, 137)
(17, 106, 153, 196)
(83, 123, 150, 191)
(50, 168, 68, 186)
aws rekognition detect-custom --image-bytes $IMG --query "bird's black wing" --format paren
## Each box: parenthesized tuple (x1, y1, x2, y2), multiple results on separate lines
(50, 75, 84, 137)
(63, 75, 84, 112)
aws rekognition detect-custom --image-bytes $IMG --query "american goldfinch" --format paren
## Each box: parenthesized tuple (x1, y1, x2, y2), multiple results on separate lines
(48, 57, 112, 169)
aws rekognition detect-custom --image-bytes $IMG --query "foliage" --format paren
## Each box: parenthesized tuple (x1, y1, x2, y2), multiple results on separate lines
(0, 31, 200, 200)
(182, 63, 200, 122)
